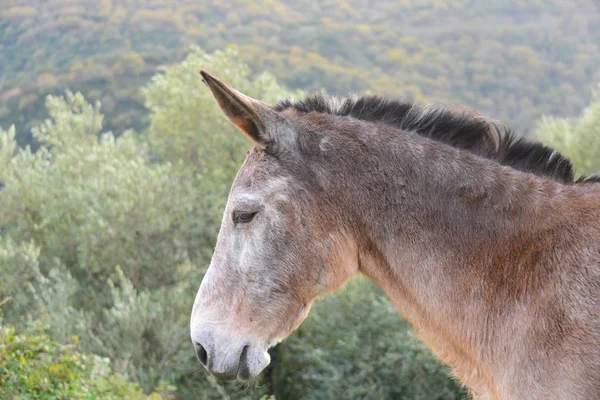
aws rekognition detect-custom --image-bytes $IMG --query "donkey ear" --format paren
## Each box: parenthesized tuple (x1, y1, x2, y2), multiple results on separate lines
(200, 70, 287, 147)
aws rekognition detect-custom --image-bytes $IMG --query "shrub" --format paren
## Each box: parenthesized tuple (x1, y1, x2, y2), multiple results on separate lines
(536, 85, 600, 175)
(0, 323, 174, 399)
(272, 280, 468, 400)
(1, 47, 472, 399)
(0, 48, 287, 399)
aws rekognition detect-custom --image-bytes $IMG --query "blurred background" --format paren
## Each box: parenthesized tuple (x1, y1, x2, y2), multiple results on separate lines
(0, 1, 599, 399)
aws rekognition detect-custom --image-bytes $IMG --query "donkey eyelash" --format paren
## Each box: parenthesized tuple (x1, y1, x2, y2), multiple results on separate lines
(232, 210, 258, 224)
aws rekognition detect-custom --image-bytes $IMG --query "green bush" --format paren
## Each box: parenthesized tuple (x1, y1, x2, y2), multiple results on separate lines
(143, 46, 304, 241)
(0, 48, 285, 399)
(272, 280, 468, 400)
(0, 323, 174, 399)
(0, 47, 471, 399)
(536, 85, 600, 175)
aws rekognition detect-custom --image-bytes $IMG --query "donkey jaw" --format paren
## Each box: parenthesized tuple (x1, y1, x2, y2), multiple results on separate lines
(190, 301, 314, 381)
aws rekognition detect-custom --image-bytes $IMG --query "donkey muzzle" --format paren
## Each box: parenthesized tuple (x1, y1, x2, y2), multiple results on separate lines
(191, 327, 270, 381)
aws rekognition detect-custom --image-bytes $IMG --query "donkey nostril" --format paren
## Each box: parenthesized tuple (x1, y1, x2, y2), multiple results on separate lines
(194, 342, 208, 366)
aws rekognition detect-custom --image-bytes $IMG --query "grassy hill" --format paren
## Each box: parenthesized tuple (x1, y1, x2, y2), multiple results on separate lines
(1, 0, 599, 145)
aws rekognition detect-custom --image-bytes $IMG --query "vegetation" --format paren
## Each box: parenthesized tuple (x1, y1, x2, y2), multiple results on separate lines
(1, 0, 599, 146)
(272, 281, 468, 400)
(0, 47, 468, 399)
(0, 322, 174, 399)
(1, 2, 599, 398)
(535, 85, 600, 175)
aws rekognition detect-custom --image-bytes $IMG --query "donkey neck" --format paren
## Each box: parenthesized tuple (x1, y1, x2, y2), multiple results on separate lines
(313, 118, 573, 397)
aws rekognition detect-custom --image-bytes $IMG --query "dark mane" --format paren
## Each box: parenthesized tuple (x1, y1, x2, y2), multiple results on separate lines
(275, 94, 587, 184)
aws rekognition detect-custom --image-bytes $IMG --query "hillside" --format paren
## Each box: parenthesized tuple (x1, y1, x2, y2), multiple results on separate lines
(2, 3, 600, 398)
(1, 0, 599, 145)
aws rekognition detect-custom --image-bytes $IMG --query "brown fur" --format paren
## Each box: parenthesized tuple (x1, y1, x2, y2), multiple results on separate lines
(191, 72, 600, 398)
(291, 114, 600, 399)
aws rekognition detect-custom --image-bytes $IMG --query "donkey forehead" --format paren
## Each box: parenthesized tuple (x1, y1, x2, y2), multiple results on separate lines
(231, 152, 294, 203)
(231, 175, 291, 203)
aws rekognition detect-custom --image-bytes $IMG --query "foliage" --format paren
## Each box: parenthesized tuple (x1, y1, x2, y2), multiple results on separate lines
(0, 93, 200, 393)
(1, 0, 599, 145)
(143, 46, 302, 239)
(0, 322, 174, 399)
(0, 49, 280, 399)
(536, 85, 600, 175)
(144, 46, 301, 166)
(273, 280, 468, 400)
(0, 47, 470, 399)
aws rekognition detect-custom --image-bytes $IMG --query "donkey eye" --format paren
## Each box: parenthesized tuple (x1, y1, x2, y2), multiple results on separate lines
(232, 210, 258, 224)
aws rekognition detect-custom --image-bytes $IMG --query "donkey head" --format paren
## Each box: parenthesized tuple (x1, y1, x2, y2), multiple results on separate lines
(190, 71, 359, 380)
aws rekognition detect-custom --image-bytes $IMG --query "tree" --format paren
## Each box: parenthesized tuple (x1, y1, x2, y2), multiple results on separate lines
(536, 85, 600, 175)
(0, 323, 174, 399)
(272, 280, 468, 400)
(0, 48, 295, 399)
(143, 46, 304, 241)
(0, 92, 203, 393)
(0, 47, 468, 399)
(144, 45, 301, 168)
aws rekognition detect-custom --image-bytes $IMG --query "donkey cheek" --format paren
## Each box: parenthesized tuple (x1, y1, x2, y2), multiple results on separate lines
(278, 303, 313, 339)
(313, 263, 329, 292)
(293, 303, 312, 327)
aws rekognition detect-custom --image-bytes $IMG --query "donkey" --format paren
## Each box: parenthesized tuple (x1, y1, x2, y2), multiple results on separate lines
(190, 70, 600, 399)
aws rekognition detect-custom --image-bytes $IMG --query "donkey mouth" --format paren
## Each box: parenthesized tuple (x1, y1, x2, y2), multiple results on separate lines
(211, 371, 238, 381)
